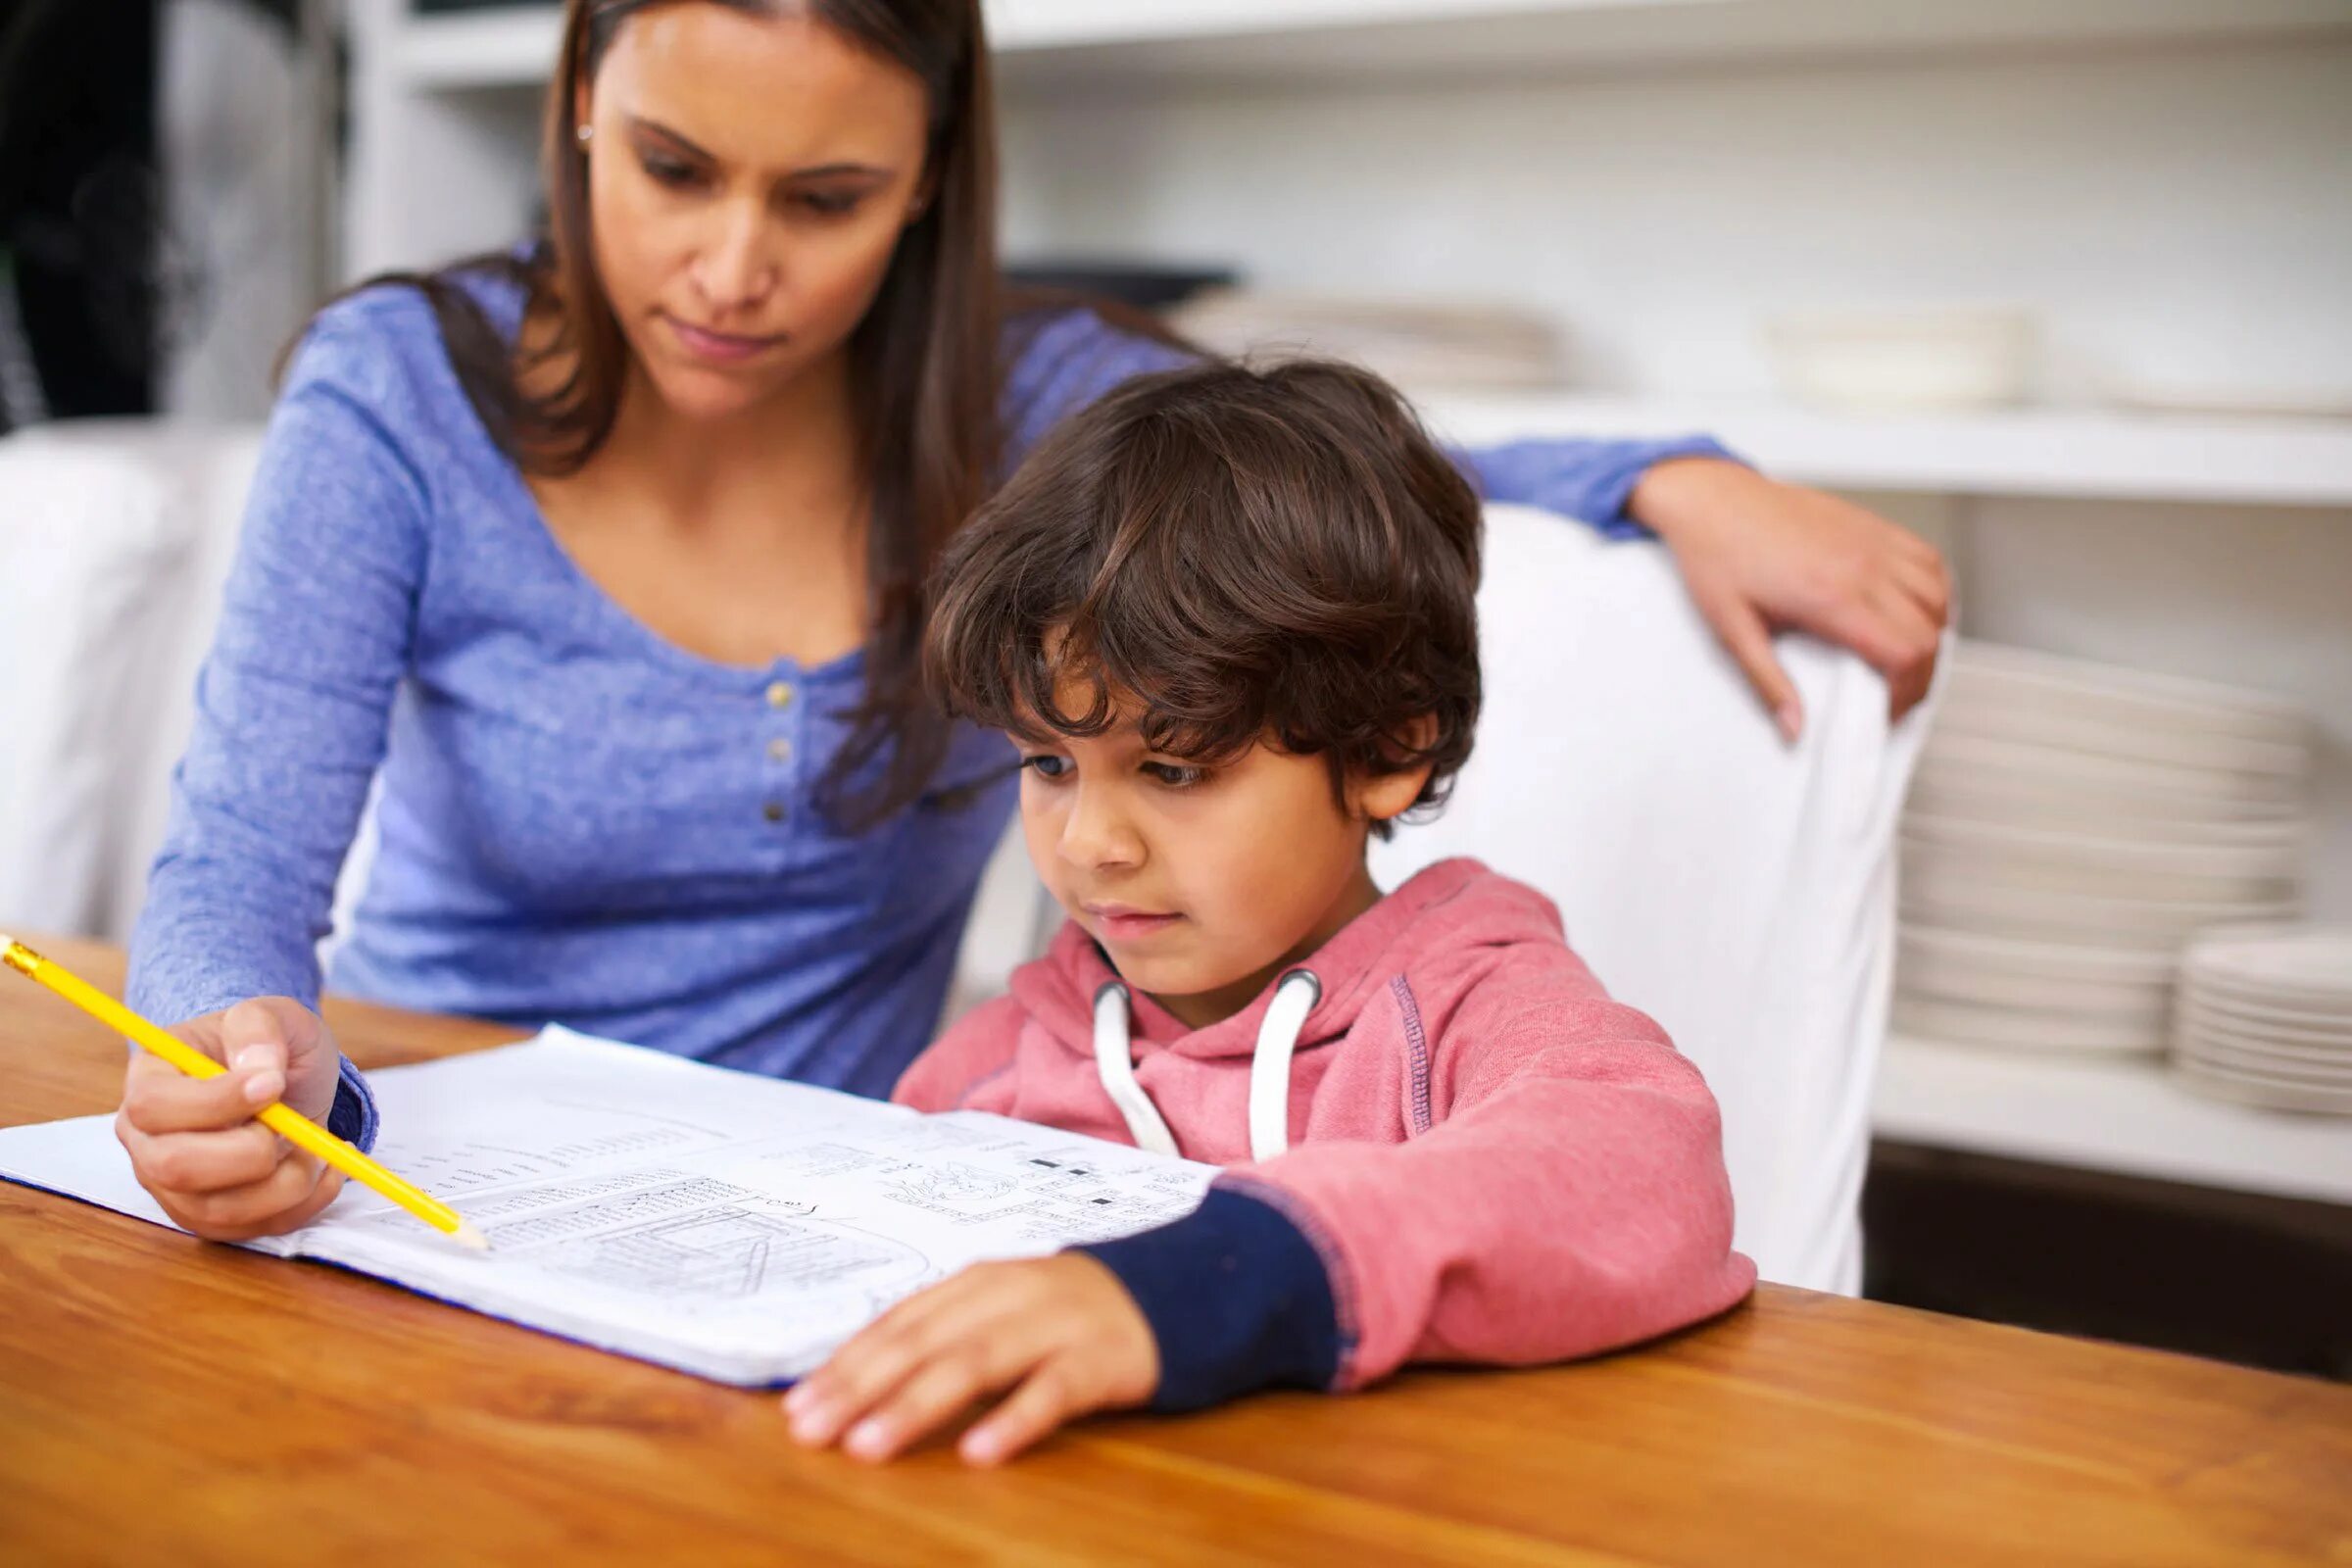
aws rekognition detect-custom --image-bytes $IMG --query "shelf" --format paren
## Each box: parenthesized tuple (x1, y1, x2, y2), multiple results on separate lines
(1873, 1033, 2352, 1206)
(388, 0, 2352, 93)
(1416, 393, 2352, 507)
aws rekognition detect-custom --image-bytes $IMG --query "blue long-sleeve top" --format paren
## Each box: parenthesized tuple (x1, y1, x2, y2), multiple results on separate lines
(124, 264, 1733, 1147)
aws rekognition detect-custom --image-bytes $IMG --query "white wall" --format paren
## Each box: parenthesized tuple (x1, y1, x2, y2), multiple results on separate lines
(1001, 39, 2352, 915)
(999, 38, 2352, 398)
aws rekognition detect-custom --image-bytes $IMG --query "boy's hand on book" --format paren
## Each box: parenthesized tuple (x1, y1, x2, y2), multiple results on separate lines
(786, 1253, 1157, 1465)
(114, 997, 348, 1242)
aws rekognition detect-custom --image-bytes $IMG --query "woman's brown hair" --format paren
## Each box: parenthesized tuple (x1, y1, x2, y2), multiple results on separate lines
(303, 0, 1000, 826)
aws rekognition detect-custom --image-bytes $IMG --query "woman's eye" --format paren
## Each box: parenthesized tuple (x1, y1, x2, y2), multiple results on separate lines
(796, 190, 862, 218)
(1021, 755, 1071, 781)
(1144, 761, 1206, 789)
(639, 154, 703, 190)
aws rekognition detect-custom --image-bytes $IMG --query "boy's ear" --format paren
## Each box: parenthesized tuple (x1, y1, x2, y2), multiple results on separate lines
(1351, 714, 1442, 825)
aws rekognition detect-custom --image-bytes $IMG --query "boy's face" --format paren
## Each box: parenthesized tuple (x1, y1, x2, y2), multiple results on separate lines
(1013, 689, 1430, 1030)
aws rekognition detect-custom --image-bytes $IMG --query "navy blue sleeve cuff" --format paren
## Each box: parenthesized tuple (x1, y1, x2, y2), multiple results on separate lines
(325, 1054, 379, 1152)
(1078, 1185, 1342, 1412)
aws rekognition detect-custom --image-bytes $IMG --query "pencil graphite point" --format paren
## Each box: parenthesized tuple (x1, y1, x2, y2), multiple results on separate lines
(452, 1220, 493, 1253)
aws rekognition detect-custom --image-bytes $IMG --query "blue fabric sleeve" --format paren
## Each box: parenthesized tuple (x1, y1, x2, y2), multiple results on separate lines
(1078, 1184, 1341, 1411)
(998, 307, 1197, 471)
(325, 1055, 379, 1152)
(1458, 432, 1745, 538)
(998, 306, 1743, 536)
(124, 318, 427, 1031)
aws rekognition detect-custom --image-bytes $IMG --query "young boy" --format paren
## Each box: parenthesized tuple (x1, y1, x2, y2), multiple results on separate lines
(787, 359, 1755, 1466)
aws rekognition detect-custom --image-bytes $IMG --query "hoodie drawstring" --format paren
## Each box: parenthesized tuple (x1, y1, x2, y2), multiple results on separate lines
(1091, 970, 1322, 1163)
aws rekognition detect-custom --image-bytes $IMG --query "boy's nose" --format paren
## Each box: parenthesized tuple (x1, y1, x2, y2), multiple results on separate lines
(1057, 786, 1143, 870)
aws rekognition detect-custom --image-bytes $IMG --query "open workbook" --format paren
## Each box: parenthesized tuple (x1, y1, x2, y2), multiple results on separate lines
(0, 1027, 1215, 1386)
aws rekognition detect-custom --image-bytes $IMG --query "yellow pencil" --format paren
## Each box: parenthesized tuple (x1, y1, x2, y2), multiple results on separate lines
(1, 934, 487, 1251)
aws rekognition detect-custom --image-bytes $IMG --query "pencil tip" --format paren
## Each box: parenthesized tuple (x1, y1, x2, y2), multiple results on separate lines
(452, 1220, 492, 1253)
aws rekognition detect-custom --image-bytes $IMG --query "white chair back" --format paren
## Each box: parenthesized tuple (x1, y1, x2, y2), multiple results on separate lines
(1372, 504, 1936, 1292)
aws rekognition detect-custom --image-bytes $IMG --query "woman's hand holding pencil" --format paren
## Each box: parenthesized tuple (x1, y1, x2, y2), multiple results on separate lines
(2, 936, 484, 1249)
(114, 997, 352, 1242)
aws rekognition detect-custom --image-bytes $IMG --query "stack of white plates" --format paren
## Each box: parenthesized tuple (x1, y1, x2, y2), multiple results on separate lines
(1167, 290, 1567, 392)
(2174, 926, 2352, 1114)
(1894, 641, 2313, 1055)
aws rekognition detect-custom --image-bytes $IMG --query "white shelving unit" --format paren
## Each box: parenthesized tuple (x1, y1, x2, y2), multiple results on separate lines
(1876, 1034, 2352, 1205)
(1418, 395, 2352, 509)
(382, 0, 2352, 92)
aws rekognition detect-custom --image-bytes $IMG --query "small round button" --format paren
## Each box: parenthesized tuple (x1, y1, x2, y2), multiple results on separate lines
(765, 680, 794, 710)
(767, 738, 792, 763)
(762, 802, 787, 824)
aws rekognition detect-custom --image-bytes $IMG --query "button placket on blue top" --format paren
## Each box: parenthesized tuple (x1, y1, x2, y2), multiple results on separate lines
(761, 668, 798, 832)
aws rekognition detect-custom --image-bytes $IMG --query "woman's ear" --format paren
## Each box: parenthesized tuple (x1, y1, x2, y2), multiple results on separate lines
(1350, 714, 1442, 825)
(905, 171, 939, 225)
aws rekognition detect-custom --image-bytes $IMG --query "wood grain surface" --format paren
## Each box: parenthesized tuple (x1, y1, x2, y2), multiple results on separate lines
(3, 938, 2346, 1566)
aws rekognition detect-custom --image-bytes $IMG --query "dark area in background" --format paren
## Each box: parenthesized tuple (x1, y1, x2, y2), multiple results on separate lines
(0, 0, 311, 430)
(0, 0, 161, 425)
(1864, 1140, 2352, 1383)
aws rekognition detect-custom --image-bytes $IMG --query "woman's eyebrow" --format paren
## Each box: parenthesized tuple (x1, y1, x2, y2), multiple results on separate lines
(621, 116, 895, 181)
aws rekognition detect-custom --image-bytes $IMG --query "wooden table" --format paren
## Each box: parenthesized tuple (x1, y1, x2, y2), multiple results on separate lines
(3, 939, 2346, 1567)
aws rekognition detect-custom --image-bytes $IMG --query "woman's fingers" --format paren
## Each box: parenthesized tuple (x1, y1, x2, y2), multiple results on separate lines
(1864, 580, 1943, 720)
(173, 1152, 333, 1236)
(1890, 548, 1953, 629)
(1692, 580, 1804, 743)
(119, 1048, 280, 1137)
(119, 1116, 285, 1196)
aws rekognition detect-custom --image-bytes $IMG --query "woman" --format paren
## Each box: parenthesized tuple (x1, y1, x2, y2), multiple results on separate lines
(116, 0, 1947, 1241)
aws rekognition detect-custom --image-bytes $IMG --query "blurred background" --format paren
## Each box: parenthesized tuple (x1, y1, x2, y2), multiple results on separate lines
(2, 0, 2347, 1373)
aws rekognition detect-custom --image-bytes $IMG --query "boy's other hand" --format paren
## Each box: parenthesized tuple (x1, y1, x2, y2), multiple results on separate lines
(786, 1253, 1158, 1465)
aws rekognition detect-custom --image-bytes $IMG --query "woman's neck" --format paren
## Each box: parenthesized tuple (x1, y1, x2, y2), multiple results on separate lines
(604, 351, 863, 530)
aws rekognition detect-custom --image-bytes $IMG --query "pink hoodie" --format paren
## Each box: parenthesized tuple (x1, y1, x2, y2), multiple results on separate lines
(897, 858, 1756, 1405)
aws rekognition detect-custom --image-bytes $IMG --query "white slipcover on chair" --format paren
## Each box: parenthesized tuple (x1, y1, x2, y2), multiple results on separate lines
(0, 424, 208, 937)
(1371, 504, 1937, 1293)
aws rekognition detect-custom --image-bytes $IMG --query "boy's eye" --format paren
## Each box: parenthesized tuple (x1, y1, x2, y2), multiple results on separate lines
(1021, 755, 1071, 781)
(1143, 761, 1206, 789)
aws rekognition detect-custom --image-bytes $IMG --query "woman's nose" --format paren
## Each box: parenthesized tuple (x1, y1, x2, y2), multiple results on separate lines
(693, 201, 777, 313)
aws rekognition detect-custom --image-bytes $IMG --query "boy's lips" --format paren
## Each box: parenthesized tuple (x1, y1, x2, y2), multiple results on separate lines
(1082, 903, 1184, 940)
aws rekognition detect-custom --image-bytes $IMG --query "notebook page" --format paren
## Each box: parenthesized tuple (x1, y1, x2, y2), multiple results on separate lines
(0, 1027, 1217, 1384)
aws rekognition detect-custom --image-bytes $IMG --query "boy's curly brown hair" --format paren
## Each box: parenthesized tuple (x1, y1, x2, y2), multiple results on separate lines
(924, 357, 1482, 835)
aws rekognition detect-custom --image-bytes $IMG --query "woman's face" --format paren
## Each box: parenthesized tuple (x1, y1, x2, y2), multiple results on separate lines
(580, 4, 933, 422)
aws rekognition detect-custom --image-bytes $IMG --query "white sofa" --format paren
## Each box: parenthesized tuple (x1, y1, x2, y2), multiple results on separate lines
(0, 428, 1933, 1293)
